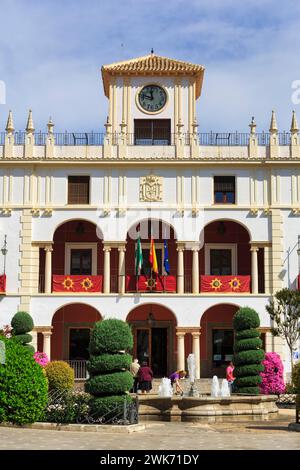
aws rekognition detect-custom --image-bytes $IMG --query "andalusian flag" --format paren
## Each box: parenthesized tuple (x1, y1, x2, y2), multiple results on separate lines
(135, 235, 143, 276)
(149, 237, 158, 274)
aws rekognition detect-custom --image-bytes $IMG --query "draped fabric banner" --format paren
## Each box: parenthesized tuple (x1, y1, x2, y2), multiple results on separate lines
(126, 275, 176, 292)
(200, 275, 251, 293)
(0, 275, 6, 293)
(52, 275, 103, 293)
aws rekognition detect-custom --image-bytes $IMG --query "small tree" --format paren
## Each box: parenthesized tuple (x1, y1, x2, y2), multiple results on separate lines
(85, 319, 133, 418)
(233, 307, 265, 395)
(11, 311, 34, 353)
(266, 289, 300, 373)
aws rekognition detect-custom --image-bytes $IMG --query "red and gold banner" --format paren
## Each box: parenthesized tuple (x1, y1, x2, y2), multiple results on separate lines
(52, 275, 103, 293)
(126, 275, 176, 292)
(200, 275, 250, 293)
(0, 275, 6, 294)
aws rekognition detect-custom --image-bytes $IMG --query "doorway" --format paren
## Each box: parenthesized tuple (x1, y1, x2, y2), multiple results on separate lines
(136, 328, 168, 377)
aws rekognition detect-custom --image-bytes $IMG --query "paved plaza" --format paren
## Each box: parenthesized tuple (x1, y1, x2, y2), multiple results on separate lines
(0, 411, 299, 451)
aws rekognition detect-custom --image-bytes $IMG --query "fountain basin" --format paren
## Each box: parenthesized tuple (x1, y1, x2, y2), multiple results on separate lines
(137, 395, 278, 422)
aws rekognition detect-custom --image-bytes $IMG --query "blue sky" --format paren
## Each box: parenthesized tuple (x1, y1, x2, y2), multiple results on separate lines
(1, 0, 300, 132)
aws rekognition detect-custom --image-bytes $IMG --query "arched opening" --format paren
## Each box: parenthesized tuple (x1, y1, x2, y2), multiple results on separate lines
(39, 219, 104, 292)
(125, 219, 178, 293)
(199, 219, 264, 293)
(51, 303, 102, 378)
(127, 304, 177, 377)
(200, 304, 239, 378)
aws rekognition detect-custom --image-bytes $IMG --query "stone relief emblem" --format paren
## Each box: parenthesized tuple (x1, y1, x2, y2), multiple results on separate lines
(140, 174, 163, 202)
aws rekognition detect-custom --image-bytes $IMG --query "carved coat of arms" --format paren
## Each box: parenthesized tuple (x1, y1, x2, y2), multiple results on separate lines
(140, 174, 163, 202)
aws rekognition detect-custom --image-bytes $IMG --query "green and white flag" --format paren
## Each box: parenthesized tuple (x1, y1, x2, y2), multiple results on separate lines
(135, 235, 143, 276)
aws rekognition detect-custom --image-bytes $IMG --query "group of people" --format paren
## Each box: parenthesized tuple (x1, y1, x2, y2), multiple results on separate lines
(130, 359, 187, 395)
(130, 358, 235, 394)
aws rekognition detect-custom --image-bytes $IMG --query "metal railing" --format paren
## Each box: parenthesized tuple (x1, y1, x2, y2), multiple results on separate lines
(0, 130, 294, 146)
(66, 360, 88, 380)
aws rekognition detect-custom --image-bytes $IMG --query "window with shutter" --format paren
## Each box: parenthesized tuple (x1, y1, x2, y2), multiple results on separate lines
(68, 176, 90, 204)
(214, 176, 235, 204)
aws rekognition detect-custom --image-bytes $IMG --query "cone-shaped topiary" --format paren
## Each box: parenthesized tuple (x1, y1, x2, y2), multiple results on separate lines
(11, 311, 34, 352)
(233, 307, 264, 395)
(0, 337, 48, 425)
(85, 319, 134, 418)
(260, 352, 285, 395)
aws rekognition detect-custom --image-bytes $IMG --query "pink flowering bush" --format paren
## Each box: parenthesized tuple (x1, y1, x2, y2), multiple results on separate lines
(33, 351, 49, 367)
(260, 352, 285, 395)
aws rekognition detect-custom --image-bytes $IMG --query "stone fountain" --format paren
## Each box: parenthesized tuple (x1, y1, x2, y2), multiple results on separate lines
(186, 353, 200, 397)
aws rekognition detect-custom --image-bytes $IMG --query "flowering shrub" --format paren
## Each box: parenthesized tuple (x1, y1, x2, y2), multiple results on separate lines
(260, 352, 285, 395)
(33, 352, 49, 368)
(44, 390, 90, 423)
(0, 325, 12, 338)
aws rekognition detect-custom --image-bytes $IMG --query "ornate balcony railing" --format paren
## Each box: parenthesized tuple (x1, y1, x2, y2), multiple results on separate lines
(0, 131, 293, 146)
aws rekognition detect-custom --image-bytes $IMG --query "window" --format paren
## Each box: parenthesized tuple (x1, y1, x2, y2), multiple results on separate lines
(70, 249, 92, 275)
(210, 249, 232, 275)
(68, 176, 90, 204)
(212, 329, 234, 367)
(214, 176, 235, 204)
(134, 119, 171, 145)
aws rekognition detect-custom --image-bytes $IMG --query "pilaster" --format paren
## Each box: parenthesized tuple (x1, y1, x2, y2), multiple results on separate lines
(18, 209, 39, 299)
(271, 209, 284, 292)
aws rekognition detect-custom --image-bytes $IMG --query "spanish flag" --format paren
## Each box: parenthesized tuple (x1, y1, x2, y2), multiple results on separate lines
(149, 237, 158, 274)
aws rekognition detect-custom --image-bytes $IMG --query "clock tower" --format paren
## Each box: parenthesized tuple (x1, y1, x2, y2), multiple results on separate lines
(101, 53, 205, 144)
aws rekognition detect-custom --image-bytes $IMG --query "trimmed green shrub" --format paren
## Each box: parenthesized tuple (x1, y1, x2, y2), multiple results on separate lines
(11, 311, 34, 352)
(292, 362, 300, 391)
(0, 337, 48, 425)
(89, 395, 132, 418)
(236, 329, 261, 340)
(87, 353, 132, 374)
(85, 371, 133, 396)
(45, 361, 74, 392)
(233, 307, 264, 395)
(89, 319, 133, 355)
(86, 319, 133, 419)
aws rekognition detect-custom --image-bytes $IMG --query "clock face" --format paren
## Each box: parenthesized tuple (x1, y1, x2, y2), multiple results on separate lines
(138, 85, 167, 113)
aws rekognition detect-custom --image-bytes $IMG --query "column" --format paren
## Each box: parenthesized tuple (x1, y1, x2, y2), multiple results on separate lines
(44, 245, 53, 294)
(177, 242, 185, 294)
(42, 330, 52, 360)
(192, 245, 200, 294)
(192, 331, 201, 379)
(103, 245, 111, 293)
(251, 246, 259, 294)
(30, 330, 38, 352)
(118, 244, 126, 294)
(176, 330, 185, 371)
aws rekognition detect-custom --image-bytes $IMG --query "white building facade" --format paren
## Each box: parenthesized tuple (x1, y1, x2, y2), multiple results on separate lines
(0, 54, 299, 380)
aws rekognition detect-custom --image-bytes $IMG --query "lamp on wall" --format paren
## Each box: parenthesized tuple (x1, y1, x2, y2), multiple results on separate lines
(1, 235, 8, 274)
(147, 309, 154, 327)
(75, 222, 85, 235)
(217, 221, 226, 236)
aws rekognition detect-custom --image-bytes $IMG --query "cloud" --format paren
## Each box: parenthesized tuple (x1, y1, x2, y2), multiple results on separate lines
(0, 0, 300, 132)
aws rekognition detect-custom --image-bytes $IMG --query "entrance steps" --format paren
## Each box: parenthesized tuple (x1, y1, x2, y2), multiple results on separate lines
(74, 378, 215, 394)
(146, 378, 214, 395)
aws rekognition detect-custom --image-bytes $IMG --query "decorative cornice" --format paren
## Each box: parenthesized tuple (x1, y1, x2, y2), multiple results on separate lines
(101, 54, 205, 98)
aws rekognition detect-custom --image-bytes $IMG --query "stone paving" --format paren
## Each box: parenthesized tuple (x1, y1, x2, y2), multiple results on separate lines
(0, 410, 299, 450)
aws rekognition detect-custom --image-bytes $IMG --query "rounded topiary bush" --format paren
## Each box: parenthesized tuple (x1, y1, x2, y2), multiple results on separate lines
(87, 353, 132, 374)
(86, 319, 134, 419)
(89, 319, 133, 355)
(11, 311, 34, 352)
(233, 307, 264, 395)
(0, 337, 48, 425)
(45, 361, 74, 392)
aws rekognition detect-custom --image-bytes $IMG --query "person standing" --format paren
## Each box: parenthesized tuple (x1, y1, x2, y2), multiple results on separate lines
(138, 361, 153, 394)
(130, 358, 140, 393)
(226, 361, 235, 392)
